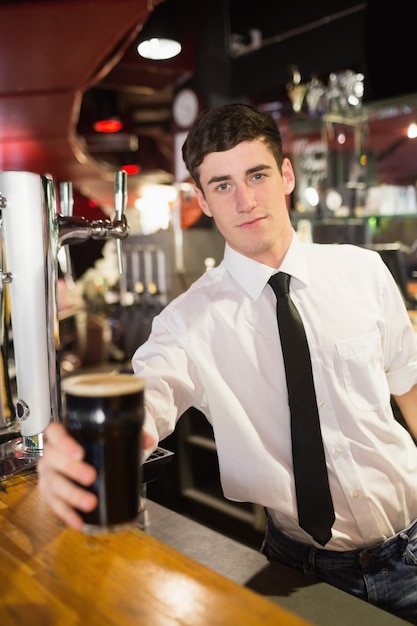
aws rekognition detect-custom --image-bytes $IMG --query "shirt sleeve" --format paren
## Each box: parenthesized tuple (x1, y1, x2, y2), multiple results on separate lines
(381, 259, 417, 395)
(131, 308, 205, 449)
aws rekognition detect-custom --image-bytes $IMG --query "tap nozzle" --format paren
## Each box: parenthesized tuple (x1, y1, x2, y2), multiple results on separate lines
(114, 170, 128, 274)
(59, 182, 75, 287)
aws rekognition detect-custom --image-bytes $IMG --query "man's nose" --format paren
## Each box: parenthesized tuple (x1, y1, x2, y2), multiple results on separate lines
(236, 184, 256, 212)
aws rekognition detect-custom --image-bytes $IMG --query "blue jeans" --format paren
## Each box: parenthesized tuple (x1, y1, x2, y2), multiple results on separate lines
(261, 514, 417, 624)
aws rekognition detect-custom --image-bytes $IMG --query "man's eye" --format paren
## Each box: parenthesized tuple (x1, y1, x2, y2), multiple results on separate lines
(216, 183, 229, 191)
(252, 172, 264, 181)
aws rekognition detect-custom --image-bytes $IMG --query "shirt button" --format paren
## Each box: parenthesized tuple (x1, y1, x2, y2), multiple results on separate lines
(318, 400, 325, 408)
(334, 447, 342, 454)
(351, 491, 361, 499)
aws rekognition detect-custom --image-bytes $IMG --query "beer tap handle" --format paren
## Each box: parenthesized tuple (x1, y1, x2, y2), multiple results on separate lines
(114, 170, 127, 275)
(59, 181, 75, 287)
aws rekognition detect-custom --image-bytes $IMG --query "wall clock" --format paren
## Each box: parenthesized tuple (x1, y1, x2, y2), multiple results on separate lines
(172, 88, 199, 129)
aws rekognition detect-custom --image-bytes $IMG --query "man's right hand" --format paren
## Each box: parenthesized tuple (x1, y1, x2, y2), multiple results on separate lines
(37, 422, 98, 531)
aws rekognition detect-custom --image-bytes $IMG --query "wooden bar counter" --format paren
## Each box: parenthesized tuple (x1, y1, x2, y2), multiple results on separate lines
(0, 472, 311, 625)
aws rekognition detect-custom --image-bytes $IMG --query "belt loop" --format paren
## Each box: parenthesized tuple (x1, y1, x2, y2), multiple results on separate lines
(305, 546, 317, 574)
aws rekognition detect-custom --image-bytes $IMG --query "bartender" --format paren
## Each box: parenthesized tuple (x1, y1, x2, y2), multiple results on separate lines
(38, 103, 417, 625)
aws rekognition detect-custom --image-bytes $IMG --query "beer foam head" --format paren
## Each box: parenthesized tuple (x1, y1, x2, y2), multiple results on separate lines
(62, 373, 145, 398)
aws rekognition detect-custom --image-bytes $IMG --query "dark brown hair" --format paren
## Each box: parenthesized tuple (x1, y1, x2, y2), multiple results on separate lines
(182, 103, 284, 191)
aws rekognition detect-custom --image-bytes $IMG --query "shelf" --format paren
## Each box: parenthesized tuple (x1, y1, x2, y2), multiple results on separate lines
(182, 488, 255, 524)
(185, 434, 217, 451)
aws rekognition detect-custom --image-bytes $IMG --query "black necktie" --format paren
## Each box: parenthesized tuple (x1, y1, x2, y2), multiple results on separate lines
(268, 272, 335, 546)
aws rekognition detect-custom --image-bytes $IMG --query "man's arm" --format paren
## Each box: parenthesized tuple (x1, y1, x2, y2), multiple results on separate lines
(393, 384, 417, 441)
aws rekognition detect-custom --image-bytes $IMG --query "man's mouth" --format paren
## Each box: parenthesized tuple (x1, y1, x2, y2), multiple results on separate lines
(238, 216, 266, 228)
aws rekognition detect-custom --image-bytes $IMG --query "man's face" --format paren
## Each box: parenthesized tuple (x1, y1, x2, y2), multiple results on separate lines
(194, 139, 295, 267)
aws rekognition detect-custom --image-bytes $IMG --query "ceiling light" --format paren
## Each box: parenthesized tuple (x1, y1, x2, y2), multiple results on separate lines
(407, 123, 417, 139)
(136, 1, 182, 61)
(137, 37, 181, 61)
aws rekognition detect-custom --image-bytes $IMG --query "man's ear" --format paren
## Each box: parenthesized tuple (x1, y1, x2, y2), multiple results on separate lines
(194, 186, 213, 217)
(282, 158, 296, 195)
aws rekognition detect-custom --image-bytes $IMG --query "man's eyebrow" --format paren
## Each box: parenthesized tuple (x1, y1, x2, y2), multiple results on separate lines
(207, 174, 230, 185)
(207, 164, 272, 186)
(247, 164, 272, 175)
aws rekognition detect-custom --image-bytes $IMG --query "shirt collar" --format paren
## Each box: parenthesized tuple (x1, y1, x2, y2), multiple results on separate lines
(223, 230, 310, 300)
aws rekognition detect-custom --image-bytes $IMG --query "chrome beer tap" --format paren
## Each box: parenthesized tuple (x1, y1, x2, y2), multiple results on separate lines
(58, 171, 128, 260)
(0, 170, 129, 478)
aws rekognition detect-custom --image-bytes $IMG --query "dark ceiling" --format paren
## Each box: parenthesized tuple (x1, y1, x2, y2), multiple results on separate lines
(0, 0, 416, 213)
(77, 0, 371, 180)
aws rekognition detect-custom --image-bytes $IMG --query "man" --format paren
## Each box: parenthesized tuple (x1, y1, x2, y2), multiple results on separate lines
(38, 103, 417, 623)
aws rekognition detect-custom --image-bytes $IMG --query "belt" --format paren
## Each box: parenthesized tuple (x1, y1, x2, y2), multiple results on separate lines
(263, 514, 417, 569)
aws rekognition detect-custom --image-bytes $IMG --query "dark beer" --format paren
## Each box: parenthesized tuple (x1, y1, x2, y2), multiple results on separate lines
(62, 373, 145, 533)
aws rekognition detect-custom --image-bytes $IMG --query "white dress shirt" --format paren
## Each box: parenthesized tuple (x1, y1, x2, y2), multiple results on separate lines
(132, 231, 417, 550)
